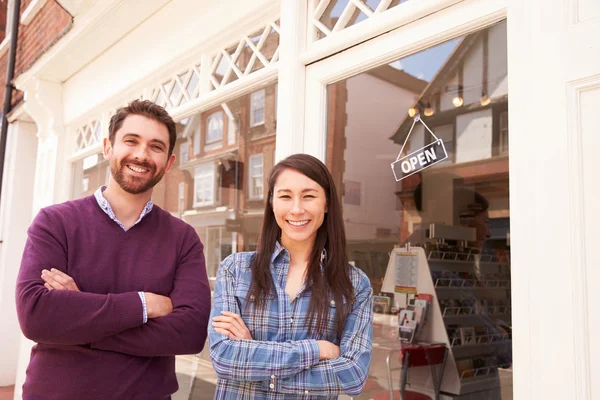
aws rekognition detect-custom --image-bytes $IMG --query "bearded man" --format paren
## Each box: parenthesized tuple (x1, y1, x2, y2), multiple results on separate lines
(15, 100, 211, 400)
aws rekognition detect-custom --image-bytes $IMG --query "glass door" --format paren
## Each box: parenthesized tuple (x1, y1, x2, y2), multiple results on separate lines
(304, 2, 512, 398)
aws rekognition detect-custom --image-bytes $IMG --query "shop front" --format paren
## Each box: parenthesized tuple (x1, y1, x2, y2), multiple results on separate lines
(3, 0, 599, 399)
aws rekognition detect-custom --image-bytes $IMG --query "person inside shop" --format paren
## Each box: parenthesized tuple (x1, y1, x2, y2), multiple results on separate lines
(15, 100, 211, 400)
(208, 153, 373, 398)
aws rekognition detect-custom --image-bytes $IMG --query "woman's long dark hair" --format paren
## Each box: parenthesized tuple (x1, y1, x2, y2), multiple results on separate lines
(247, 154, 354, 338)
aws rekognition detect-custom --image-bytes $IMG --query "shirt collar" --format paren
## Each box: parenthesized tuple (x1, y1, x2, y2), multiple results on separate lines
(93, 186, 154, 231)
(270, 241, 327, 265)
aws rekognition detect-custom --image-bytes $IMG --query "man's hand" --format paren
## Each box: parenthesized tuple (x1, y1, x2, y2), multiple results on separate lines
(212, 311, 253, 340)
(144, 293, 173, 319)
(41, 269, 80, 291)
(316, 340, 340, 360)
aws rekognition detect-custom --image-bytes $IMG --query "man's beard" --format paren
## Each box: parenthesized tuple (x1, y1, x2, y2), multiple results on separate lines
(111, 157, 166, 195)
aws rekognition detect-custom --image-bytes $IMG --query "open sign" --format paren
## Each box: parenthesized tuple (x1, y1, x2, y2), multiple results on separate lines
(391, 139, 448, 182)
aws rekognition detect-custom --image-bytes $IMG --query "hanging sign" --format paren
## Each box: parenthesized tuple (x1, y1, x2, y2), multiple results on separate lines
(391, 114, 448, 181)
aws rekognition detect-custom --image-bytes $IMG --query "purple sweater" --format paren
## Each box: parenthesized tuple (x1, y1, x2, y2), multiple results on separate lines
(16, 195, 211, 400)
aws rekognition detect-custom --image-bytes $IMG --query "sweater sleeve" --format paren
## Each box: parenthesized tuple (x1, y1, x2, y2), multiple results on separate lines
(90, 227, 211, 357)
(16, 209, 144, 345)
(208, 256, 321, 382)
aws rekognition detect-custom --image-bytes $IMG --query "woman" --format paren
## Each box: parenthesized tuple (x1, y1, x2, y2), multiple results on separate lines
(209, 154, 373, 399)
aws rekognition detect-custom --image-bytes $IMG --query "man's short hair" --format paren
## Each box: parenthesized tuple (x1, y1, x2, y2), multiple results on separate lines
(108, 100, 177, 156)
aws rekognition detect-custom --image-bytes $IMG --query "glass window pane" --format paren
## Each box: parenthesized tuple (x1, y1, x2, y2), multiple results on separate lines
(326, 21, 512, 399)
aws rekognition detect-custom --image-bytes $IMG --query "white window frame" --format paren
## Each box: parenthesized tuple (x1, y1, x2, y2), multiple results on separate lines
(248, 153, 264, 200)
(250, 89, 266, 127)
(193, 163, 215, 207)
(206, 111, 224, 150)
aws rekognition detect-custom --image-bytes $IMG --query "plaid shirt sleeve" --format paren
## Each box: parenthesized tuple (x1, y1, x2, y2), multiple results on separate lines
(209, 254, 321, 382)
(264, 271, 373, 397)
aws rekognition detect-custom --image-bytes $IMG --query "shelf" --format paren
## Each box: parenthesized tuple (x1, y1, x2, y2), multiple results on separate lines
(450, 334, 510, 348)
(443, 312, 511, 325)
(434, 278, 511, 289)
(442, 306, 511, 317)
(460, 364, 505, 380)
(427, 250, 510, 264)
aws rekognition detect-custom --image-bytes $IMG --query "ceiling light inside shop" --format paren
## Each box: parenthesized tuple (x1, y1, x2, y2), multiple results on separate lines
(424, 105, 434, 117)
(408, 107, 418, 117)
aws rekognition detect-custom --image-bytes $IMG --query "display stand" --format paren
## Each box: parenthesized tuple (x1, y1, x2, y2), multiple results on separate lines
(379, 244, 512, 398)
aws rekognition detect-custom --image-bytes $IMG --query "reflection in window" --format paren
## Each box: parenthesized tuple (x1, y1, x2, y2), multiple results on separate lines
(206, 111, 224, 148)
(180, 142, 189, 164)
(250, 89, 265, 126)
(194, 164, 215, 207)
(81, 177, 89, 193)
(326, 21, 511, 400)
(249, 153, 264, 200)
(71, 152, 107, 199)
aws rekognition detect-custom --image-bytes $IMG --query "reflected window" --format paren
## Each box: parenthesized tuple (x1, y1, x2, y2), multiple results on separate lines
(194, 164, 215, 207)
(248, 153, 264, 200)
(206, 111, 224, 150)
(250, 89, 265, 127)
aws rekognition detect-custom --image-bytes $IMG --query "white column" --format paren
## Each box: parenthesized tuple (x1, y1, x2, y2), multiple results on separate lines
(13, 78, 66, 400)
(274, 0, 308, 161)
(0, 121, 38, 386)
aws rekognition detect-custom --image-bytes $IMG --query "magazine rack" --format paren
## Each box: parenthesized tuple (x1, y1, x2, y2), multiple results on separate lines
(385, 245, 512, 398)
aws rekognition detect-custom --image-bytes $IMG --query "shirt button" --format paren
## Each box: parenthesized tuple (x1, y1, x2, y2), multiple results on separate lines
(271, 375, 275, 379)
(330, 300, 335, 306)
(269, 383, 275, 389)
(305, 390, 309, 394)
(290, 317, 294, 323)
(250, 295, 255, 300)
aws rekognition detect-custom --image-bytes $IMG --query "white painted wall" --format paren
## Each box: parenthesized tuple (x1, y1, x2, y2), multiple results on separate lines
(343, 73, 418, 241)
(0, 122, 37, 385)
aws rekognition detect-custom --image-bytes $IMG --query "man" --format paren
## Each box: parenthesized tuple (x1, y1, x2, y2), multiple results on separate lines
(16, 100, 211, 400)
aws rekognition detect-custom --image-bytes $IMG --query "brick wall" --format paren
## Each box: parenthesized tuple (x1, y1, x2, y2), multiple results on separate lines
(0, 0, 72, 108)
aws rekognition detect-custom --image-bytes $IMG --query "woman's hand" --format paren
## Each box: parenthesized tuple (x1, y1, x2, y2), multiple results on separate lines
(316, 340, 340, 360)
(212, 311, 253, 340)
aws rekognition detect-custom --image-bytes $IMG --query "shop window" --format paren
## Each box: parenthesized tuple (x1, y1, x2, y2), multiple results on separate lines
(248, 153, 264, 200)
(250, 89, 265, 127)
(325, 21, 512, 399)
(193, 163, 215, 207)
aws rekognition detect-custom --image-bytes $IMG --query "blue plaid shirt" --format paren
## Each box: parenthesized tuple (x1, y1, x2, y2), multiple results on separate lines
(209, 242, 373, 399)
